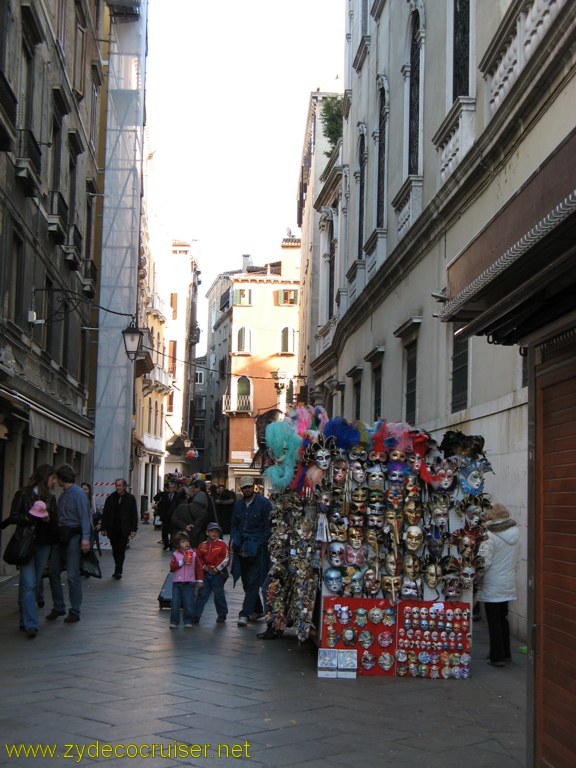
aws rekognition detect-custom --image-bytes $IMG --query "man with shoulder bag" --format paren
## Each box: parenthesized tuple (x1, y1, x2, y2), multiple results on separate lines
(46, 464, 91, 623)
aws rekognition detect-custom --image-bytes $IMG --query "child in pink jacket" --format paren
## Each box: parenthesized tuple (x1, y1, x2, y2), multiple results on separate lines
(169, 531, 203, 627)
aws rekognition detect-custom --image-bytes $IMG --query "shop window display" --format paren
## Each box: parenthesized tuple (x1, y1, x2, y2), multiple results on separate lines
(258, 409, 493, 678)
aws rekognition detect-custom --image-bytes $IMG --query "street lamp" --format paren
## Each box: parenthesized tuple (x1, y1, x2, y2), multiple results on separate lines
(183, 435, 192, 449)
(121, 317, 144, 361)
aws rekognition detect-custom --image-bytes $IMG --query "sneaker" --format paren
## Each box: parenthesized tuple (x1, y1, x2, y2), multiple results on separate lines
(45, 609, 66, 622)
(64, 612, 80, 623)
(216, 617, 226, 624)
(169, 624, 178, 628)
(184, 624, 194, 628)
(237, 615, 248, 627)
(257, 626, 279, 640)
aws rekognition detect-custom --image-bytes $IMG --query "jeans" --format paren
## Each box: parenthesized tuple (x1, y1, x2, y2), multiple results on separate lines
(170, 582, 196, 625)
(195, 572, 228, 620)
(238, 556, 264, 618)
(18, 544, 52, 630)
(48, 534, 82, 615)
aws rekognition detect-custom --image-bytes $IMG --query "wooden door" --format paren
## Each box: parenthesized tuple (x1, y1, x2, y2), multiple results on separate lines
(535, 359, 576, 766)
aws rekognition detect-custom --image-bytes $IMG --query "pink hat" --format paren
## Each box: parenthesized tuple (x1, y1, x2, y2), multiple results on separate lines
(29, 500, 48, 519)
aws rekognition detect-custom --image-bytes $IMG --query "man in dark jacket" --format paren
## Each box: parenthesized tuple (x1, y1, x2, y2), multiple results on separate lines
(170, 481, 211, 549)
(230, 476, 272, 627)
(155, 481, 180, 550)
(101, 479, 138, 580)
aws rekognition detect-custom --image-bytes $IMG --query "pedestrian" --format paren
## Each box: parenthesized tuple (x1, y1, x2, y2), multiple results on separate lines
(46, 464, 92, 623)
(169, 531, 203, 628)
(230, 476, 272, 627)
(194, 522, 229, 624)
(477, 502, 520, 667)
(101, 478, 138, 580)
(0, 464, 60, 638)
(214, 484, 235, 540)
(155, 480, 180, 550)
(81, 482, 101, 555)
(170, 480, 211, 549)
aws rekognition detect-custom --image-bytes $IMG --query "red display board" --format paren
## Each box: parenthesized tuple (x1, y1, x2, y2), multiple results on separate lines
(318, 597, 472, 678)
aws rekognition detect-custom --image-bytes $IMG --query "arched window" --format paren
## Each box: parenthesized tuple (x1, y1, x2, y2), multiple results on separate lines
(236, 375, 251, 411)
(327, 219, 335, 321)
(237, 326, 251, 353)
(237, 376, 250, 396)
(280, 327, 295, 354)
(408, 12, 421, 175)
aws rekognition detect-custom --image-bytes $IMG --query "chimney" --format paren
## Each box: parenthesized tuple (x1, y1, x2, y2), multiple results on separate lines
(242, 254, 252, 272)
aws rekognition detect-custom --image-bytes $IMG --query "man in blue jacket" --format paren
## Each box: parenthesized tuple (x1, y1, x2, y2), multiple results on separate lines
(230, 476, 272, 627)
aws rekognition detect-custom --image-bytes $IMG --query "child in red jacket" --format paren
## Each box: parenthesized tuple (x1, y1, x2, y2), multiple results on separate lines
(193, 522, 229, 623)
(169, 531, 203, 627)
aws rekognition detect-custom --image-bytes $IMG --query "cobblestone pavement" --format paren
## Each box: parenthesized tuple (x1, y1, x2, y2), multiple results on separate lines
(0, 525, 528, 767)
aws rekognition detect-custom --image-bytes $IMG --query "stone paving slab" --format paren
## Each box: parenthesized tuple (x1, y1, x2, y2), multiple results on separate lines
(0, 524, 527, 768)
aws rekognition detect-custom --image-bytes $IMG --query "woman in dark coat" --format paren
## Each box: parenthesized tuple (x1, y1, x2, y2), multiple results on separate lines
(1, 464, 59, 638)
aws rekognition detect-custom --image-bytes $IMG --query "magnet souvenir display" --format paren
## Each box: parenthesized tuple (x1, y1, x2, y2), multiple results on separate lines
(258, 408, 492, 678)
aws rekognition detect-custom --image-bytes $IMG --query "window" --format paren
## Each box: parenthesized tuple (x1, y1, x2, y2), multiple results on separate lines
(280, 327, 295, 355)
(233, 288, 252, 306)
(277, 289, 298, 305)
(56, 0, 66, 48)
(451, 334, 468, 412)
(194, 395, 206, 416)
(236, 326, 251, 353)
(193, 424, 205, 448)
(73, 12, 86, 97)
(376, 84, 387, 229)
(147, 399, 152, 431)
(353, 379, 362, 421)
(453, 0, 470, 100)
(167, 392, 174, 414)
(373, 365, 382, 422)
(154, 402, 158, 435)
(405, 340, 417, 425)
(408, 12, 421, 176)
(237, 376, 251, 397)
(8, 232, 24, 326)
(195, 370, 204, 385)
(89, 80, 98, 148)
(170, 292, 178, 319)
(168, 340, 177, 375)
(357, 130, 366, 260)
(327, 223, 335, 320)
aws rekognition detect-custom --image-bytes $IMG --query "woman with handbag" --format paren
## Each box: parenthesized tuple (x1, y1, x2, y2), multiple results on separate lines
(1, 464, 59, 638)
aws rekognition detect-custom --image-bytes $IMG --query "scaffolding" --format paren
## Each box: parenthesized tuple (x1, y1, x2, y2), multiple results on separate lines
(93, 1, 147, 486)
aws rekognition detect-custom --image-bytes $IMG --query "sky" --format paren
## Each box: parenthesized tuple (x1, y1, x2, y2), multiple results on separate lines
(144, 0, 345, 351)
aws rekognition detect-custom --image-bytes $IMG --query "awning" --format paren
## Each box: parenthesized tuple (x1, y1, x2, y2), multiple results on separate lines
(29, 410, 91, 454)
(0, 386, 92, 454)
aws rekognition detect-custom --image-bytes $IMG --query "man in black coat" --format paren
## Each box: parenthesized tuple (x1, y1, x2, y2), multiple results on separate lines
(101, 479, 138, 580)
(155, 481, 180, 550)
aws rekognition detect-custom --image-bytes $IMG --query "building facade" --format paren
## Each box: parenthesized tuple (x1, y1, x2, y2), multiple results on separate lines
(204, 243, 300, 491)
(310, 1, 574, 764)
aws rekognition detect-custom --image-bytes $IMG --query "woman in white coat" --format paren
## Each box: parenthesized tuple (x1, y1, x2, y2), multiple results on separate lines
(477, 503, 520, 667)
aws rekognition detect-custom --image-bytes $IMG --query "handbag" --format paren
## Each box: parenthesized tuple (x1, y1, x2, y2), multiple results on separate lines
(80, 548, 102, 579)
(3, 524, 36, 566)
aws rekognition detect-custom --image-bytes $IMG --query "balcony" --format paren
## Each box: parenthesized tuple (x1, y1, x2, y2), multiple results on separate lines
(16, 129, 42, 195)
(79, 259, 97, 297)
(62, 224, 83, 268)
(0, 69, 17, 151)
(222, 394, 253, 414)
(47, 191, 69, 243)
(107, 0, 141, 17)
(145, 292, 166, 322)
(142, 364, 172, 395)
